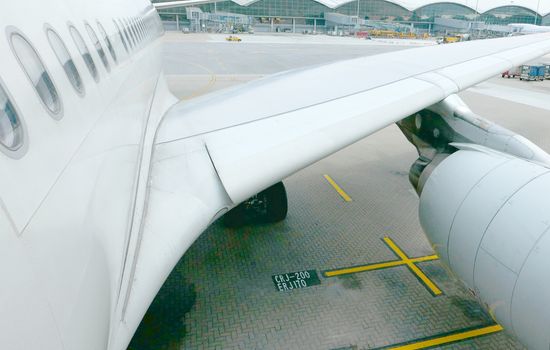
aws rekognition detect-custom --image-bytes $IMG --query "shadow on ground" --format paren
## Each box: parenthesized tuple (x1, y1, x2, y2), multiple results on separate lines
(128, 273, 196, 350)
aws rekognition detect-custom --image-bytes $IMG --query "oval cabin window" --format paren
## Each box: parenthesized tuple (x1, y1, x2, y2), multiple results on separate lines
(46, 28, 85, 95)
(85, 23, 110, 72)
(0, 84, 23, 151)
(97, 22, 117, 64)
(120, 19, 133, 49)
(113, 20, 129, 54)
(69, 25, 99, 82)
(11, 33, 62, 116)
(128, 18, 138, 46)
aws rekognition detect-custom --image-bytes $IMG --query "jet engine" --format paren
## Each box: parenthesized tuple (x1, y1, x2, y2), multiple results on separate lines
(399, 95, 550, 350)
(420, 147, 550, 350)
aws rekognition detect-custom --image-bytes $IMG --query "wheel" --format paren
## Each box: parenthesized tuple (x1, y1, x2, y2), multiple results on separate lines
(261, 182, 288, 223)
(223, 182, 288, 227)
(223, 204, 247, 228)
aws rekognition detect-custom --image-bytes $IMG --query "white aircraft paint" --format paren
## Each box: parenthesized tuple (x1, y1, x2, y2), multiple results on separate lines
(509, 23, 550, 34)
(1, 1, 550, 349)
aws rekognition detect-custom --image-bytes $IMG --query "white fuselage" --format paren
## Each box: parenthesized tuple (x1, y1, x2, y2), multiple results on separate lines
(0, 1, 177, 349)
(509, 23, 550, 34)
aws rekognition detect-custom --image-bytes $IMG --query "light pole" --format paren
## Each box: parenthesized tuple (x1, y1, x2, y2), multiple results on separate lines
(356, 0, 360, 30)
(473, 0, 480, 34)
(534, 0, 541, 25)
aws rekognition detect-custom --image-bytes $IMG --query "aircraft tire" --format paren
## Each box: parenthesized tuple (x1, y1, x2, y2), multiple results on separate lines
(263, 182, 288, 223)
(223, 182, 288, 228)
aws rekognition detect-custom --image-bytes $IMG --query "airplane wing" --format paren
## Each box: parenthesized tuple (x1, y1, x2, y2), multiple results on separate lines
(115, 33, 550, 349)
(156, 33, 550, 204)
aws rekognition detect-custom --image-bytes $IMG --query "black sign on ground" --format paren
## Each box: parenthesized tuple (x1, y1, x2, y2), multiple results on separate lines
(272, 270, 321, 292)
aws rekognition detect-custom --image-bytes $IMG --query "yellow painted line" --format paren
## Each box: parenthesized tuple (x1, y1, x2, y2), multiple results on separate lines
(325, 237, 441, 295)
(407, 263, 442, 296)
(185, 73, 217, 100)
(181, 61, 218, 100)
(323, 175, 352, 202)
(387, 325, 503, 350)
(325, 254, 439, 277)
(384, 237, 442, 296)
(410, 255, 439, 263)
(325, 260, 406, 277)
(384, 237, 409, 261)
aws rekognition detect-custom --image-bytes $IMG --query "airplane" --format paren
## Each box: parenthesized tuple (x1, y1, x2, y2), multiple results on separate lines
(1, 0, 550, 349)
(509, 23, 550, 34)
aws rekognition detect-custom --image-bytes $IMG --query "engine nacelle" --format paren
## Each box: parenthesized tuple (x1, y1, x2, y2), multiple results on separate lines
(420, 146, 550, 350)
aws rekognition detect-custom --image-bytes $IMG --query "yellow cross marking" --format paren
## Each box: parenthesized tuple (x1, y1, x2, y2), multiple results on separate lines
(387, 324, 503, 349)
(324, 237, 442, 296)
(383, 237, 442, 296)
(324, 175, 352, 202)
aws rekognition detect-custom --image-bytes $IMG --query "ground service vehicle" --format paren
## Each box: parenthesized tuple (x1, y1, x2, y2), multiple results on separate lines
(502, 66, 521, 78)
(520, 65, 546, 81)
(226, 35, 242, 42)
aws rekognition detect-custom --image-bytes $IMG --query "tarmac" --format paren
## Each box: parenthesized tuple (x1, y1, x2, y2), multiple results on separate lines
(129, 32, 550, 350)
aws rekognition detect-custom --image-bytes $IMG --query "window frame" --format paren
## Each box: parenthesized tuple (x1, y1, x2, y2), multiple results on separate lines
(124, 18, 137, 48)
(68, 23, 100, 83)
(84, 22, 111, 72)
(137, 18, 145, 42)
(128, 18, 139, 46)
(0, 78, 28, 158)
(7, 26, 63, 119)
(133, 18, 141, 43)
(113, 19, 129, 54)
(119, 18, 133, 50)
(96, 21, 118, 65)
(45, 24, 85, 97)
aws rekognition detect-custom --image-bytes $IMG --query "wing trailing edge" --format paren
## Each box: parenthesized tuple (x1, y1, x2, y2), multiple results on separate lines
(156, 33, 550, 204)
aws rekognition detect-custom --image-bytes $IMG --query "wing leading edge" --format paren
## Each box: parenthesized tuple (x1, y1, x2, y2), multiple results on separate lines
(156, 33, 550, 204)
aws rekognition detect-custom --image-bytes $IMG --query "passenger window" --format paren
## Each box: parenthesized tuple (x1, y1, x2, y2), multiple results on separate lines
(10, 33, 61, 115)
(97, 22, 117, 64)
(85, 23, 110, 72)
(132, 18, 140, 42)
(137, 19, 145, 41)
(129, 19, 139, 45)
(46, 28, 85, 95)
(0, 84, 23, 151)
(113, 20, 129, 53)
(69, 25, 99, 82)
(125, 18, 136, 47)
(119, 19, 133, 49)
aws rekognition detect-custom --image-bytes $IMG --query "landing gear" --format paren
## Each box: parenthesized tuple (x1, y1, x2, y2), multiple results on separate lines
(223, 182, 288, 228)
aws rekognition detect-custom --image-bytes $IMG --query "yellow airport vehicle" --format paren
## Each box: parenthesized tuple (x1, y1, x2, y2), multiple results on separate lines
(368, 29, 420, 39)
(444, 35, 461, 43)
(437, 35, 464, 44)
(226, 35, 242, 42)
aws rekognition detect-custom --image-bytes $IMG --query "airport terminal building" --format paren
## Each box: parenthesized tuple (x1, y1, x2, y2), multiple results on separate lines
(154, 0, 550, 33)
